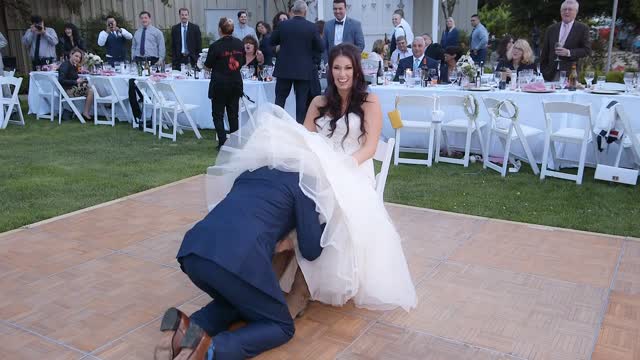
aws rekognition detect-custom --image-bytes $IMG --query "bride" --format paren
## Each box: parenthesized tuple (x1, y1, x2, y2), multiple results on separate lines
(208, 43, 416, 311)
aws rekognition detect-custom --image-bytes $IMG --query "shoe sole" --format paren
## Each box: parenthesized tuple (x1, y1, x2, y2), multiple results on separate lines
(181, 323, 206, 349)
(154, 308, 182, 360)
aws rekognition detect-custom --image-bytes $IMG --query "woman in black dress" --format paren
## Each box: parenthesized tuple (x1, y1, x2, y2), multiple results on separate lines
(57, 47, 93, 120)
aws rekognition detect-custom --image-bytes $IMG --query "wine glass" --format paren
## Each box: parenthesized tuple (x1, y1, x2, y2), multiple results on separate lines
(492, 71, 500, 88)
(558, 70, 567, 90)
(584, 71, 595, 89)
(449, 69, 458, 88)
(623, 72, 634, 93)
(271, 58, 276, 67)
(554, 42, 562, 69)
(597, 76, 606, 90)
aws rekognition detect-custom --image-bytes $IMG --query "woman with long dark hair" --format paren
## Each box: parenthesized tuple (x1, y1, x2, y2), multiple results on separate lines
(255, 21, 274, 64)
(58, 23, 85, 60)
(208, 43, 416, 312)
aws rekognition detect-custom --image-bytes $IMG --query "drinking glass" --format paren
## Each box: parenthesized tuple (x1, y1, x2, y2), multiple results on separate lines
(449, 69, 458, 87)
(492, 71, 500, 87)
(554, 42, 562, 68)
(272, 58, 276, 66)
(624, 72, 634, 93)
(584, 71, 595, 89)
(558, 70, 567, 90)
(114, 62, 122, 73)
(384, 71, 393, 85)
(597, 76, 606, 89)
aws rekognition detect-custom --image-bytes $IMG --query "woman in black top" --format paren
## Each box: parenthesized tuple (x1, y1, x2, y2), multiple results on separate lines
(58, 47, 93, 120)
(243, 35, 264, 77)
(440, 46, 462, 84)
(58, 23, 85, 60)
(205, 17, 245, 150)
(256, 21, 274, 65)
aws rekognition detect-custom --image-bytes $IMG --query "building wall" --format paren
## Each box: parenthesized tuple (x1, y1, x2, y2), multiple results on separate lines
(413, 0, 478, 43)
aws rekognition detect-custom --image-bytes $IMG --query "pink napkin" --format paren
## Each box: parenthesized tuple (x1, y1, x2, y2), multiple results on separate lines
(522, 82, 547, 92)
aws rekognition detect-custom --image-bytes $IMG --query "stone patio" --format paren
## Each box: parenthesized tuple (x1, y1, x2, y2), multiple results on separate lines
(1, 175, 638, 360)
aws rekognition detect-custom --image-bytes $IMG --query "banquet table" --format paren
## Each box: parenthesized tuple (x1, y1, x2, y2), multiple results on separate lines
(369, 84, 640, 168)
(27, 71, 296, 128)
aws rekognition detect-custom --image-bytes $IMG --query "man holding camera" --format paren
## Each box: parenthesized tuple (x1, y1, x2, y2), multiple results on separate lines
(22, 15, 58, 71)
(98, 15, 133, 66)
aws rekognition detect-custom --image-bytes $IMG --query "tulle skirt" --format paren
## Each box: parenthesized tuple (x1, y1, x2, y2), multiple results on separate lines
(206, 104, 417, 311)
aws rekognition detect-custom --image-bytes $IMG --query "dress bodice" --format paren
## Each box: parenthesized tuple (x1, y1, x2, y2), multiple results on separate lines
(315, 113, 365, 156)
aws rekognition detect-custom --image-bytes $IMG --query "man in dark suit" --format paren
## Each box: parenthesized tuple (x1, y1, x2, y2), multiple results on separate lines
(540, 0, 591, 81)
(205, 17, 244, 150)
(323, 0, 365, 54)
(271, 0, 323, 124)
(171, 7, 202, 70)
(394, 36, 439, 81)
(159, 167, 325, 360)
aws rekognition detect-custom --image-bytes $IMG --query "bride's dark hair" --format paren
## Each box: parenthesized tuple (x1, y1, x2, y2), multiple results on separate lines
(315, 43, 369, 145)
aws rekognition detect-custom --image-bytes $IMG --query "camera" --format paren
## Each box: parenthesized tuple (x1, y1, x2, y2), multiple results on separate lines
(108, 22, 115, 28)
(35, 24, 43, 31)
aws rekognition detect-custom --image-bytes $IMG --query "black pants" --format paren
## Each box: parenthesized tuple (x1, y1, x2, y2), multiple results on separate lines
(212, 92, 240, 146)
(181, 254, 294, 359)
(172, 53, 193, 70)
(275, 78, 310, 124)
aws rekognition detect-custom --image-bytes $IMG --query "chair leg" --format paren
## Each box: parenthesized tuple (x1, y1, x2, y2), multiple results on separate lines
(427, 127, 435, 167)
(502, 136, 513, 177)
(540, 134, 551, 181)
(111, 102, 115, 127)
(184, 111, 202, 139)
(58, 97, 63, 124)
(520, 136, 540, 175)
(394, 130, 401, 166)
(463, 128, 473, 167)
(172, 111, 178, 141)
(483, 131, 493, 169)
(576, 140, 589, 185)
(94, 97, 98, 125)
(550, 141, 560, 170)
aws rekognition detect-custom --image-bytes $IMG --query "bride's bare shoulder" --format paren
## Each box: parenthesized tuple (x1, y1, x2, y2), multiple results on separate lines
(363, 93, 381, 110)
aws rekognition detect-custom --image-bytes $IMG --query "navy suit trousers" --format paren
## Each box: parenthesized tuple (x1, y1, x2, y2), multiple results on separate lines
(275, 78, 310, 124)
(181, 254, 294, 360)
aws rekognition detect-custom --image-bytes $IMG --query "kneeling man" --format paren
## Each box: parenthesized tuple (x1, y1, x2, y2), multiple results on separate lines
(156, 167, 324, 360)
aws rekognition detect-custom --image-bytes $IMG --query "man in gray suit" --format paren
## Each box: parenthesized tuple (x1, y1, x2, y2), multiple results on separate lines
(323, 0, 365, 54)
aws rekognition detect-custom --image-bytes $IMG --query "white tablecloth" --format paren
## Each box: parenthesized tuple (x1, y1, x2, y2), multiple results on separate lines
(27, 72, 295, 128)
(369, 84, 640, 167)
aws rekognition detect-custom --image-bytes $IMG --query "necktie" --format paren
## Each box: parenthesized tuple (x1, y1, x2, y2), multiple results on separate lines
(413, 58, 421, 72)
(34, 34, 41, 60)
(335, 20, 344, 25)
(140, 27, 146, 56)
(182, 25, 187, 54)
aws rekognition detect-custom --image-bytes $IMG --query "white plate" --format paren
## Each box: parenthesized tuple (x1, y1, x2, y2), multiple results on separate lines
(588, 89, 621, 95)
(523, 89, 556, 93)
(467, 87, 492, 92)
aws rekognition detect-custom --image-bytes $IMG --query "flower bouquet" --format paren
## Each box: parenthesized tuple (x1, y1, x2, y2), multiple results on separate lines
(361, 51, 369, 60)
(84, 53, 103, 73)
(456, 53, 478, 86)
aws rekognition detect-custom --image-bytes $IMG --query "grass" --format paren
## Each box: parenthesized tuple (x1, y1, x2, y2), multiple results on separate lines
(1, 109, 639, 237)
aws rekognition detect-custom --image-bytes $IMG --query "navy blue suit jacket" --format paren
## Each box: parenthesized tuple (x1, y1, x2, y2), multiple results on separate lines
(323, 17, 365, 54)
(270, 16, 323, 81)
(394, 55, 439, 81)
(177, 167, 325, 304)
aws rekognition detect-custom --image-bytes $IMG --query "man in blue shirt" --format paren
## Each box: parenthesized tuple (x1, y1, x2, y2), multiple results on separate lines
(469, 14, 489, 64)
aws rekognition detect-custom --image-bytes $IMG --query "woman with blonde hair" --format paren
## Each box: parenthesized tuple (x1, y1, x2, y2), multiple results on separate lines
(495, 39, 537, 77)
(440, 17, 459, 48)
(368, 39, 385, 68)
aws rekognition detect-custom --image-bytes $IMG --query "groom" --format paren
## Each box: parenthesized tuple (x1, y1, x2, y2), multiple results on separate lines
(158, 167, 325, 360)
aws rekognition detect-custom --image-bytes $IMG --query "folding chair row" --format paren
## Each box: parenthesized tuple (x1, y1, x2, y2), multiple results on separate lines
(30, 73, 86, 124)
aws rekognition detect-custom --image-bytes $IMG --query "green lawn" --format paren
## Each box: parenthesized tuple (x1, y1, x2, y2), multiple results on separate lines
(1, 111, 639, 237)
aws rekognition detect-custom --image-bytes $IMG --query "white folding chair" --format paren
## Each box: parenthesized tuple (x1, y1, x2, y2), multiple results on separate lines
(392, 95, 437, 167)
(0, 76, 25, 129)
(89, 76, 130, 127)
(374, 137, 396, 199)
(482, 97, 542, 176)
(614, 105, 640, 169)
(437, 95, 487, 167)
(46, 76, 86, 124)
(540, 101, 595, 185)
(30, 73, 57, 121)
(135, 79, 162, 135)
(153, 82, 202, 141)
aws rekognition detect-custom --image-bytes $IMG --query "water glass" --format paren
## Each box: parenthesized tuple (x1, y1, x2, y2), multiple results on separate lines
(597, 76, 606, 89)
(558, 71, 567, 90)
(585, 71, 595, 88)
(624, 72, 634, 93)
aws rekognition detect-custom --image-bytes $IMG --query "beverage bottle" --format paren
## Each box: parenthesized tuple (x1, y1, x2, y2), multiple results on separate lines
(567, 63, 578, 91)
(475, 70, 481, 88)
(376, 61, 384, 85)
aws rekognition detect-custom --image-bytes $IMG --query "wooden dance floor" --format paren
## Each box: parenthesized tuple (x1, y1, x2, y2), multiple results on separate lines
(1, 175, 638, 359)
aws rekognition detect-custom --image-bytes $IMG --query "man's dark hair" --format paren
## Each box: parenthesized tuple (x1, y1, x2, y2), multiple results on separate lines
(106, 15, 116, 21)
(333, 0, 347, 5)
(393, 9, 404, 18)
(237, 10, 247, 18)
(178, 8, 189, 15)
(471, 14, 479, 19)
(139, 11, 151, 18)
(31, 15, 43, 24)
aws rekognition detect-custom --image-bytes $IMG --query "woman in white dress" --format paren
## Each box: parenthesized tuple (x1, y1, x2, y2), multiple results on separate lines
(208, 43, 416, 312)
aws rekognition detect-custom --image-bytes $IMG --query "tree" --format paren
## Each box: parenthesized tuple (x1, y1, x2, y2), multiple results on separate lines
(440, 0, 457, 19)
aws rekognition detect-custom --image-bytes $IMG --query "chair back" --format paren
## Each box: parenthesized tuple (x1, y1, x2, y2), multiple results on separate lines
(153, 82, 184, 108)
(542, 100, 592, 134)
(616, 105, 640, 164)
(31, 73, 57, 96)
(135, 79, 160, 105)
(483, 97, 516, 130)
(374, 137, 396, 199)
(89, 76, 116, 99)
(395, 95, 438, 121)
(438, 94, 474, 123)
(3, 70, 15, 78)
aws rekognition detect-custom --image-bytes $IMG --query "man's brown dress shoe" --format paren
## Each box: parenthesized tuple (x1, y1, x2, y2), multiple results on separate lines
(173, 322, 213, 360)
(154, 307, 190, 360)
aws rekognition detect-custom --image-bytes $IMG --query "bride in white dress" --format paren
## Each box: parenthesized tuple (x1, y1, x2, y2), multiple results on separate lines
(207, 43, 416, 311)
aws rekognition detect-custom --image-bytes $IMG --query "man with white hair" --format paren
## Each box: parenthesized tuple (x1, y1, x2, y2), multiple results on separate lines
(540, 0, 591, 81)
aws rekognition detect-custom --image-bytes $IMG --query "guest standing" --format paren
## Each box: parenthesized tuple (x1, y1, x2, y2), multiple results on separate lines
(270, 1, 323, 124)
(323, 0, 365, 54)
(540, 0, 591, 81)
(171, 7, 202, 70)
(272, 12, 289, 31)
(22, 15, 58, 71)
(315, 20, 328, 64)
(132, 11, 165, 64)
(389, 9, 414, 55)
(0, 32, 7, 75)
(98, 16, 133, 66)
(58, 23, 85, 60)
(205, 17, 244, 150)
(469, 14, 489, 64)
(57, 48, 94, 121)
(233, 11, 257, 41)
(440, 17, 459, 49)
(256, 21, 274, 65)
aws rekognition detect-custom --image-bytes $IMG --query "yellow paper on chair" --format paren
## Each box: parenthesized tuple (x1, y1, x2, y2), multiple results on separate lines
(388, 109, 403, 129)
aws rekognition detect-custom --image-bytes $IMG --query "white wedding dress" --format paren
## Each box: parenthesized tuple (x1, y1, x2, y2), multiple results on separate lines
(207, 104, 416, 311)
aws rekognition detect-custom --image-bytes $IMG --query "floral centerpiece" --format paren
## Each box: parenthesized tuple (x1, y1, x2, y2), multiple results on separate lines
(196, 48, 208, 70)
(84, 53, 103, 73)
(361, 51, 369, 60)
(456, 53, 478, 85)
